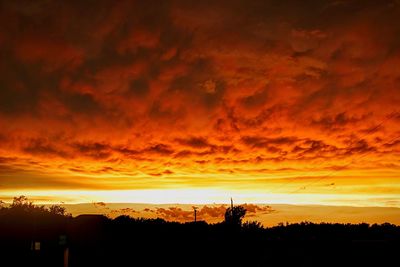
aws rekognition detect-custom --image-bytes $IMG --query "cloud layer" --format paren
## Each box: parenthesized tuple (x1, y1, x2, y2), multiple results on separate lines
(0, 0, 400, 206)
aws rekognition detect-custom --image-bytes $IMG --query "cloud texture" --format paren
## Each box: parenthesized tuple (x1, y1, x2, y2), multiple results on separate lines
(0, 0, 400, 206)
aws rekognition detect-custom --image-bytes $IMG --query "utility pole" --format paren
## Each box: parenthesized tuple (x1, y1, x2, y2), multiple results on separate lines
(193, 207, 197, 222)
(230, 197, 234, 220)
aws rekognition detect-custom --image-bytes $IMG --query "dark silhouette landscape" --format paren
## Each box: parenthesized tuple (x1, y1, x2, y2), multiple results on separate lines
(1, 196, 399, 267)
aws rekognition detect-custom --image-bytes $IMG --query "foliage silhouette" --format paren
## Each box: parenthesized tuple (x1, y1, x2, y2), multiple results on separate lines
(10, 195, 38, 210)
(224, 205, 246, 226)
(1, 195, 71, 217)
(48, 205, 68, 216)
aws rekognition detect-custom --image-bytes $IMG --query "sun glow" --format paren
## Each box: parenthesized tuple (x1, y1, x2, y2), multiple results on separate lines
(0, 188, 398, 209)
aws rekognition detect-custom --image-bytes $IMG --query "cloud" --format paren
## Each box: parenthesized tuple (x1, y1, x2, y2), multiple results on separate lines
(23, 138, 69, 158)
(0, 0, 399, 205)
(241, 136, 299, 149)
(311, 112, 370, 131)
(93, 202, 108, 209)
(72, 142, 112, 160)
(155, 207, 192, 221)
(176, 137, 211, 149)
(292, 139, 338, 157)
(344, 139, 376, 155)
(109, 207, 138, 216)
(384, 140, 400, 148)
(144, 204, 275, 222)
(144, 144, 174, 155)
(242, 204, 275, 215)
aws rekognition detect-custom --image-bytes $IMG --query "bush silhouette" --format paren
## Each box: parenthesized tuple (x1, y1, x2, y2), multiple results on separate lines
(224, 205, 246, 226)
(0, 195, 70, 217)
(48, 204, 68, 216)
(10, 195, 38, 210)
(242, 221, 264, 231)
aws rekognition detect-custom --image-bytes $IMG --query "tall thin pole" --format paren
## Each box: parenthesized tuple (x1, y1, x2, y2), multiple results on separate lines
(230, 198, 234, 218)
(193, 207, 197, 222)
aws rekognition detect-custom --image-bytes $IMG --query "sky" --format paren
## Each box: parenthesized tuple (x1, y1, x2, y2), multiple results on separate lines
(0, 0, 400, 214)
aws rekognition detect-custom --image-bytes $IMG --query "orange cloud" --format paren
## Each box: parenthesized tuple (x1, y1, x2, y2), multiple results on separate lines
(0, 0, 399, 207)
(127, 204, 275, 223)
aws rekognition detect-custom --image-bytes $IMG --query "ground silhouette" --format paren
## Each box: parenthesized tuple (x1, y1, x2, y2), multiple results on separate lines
(0, 196, 399, 267)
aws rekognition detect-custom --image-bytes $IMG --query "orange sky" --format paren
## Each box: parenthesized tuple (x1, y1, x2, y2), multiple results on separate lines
(0, 0, 400, 211)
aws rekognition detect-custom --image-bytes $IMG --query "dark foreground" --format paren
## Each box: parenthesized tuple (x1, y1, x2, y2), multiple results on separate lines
(1, 205, 399, 267)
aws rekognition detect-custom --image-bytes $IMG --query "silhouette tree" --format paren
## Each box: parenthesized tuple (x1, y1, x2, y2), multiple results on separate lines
(10, 195, 34, 208)
(224, 205, 246, 226)
(2, 196, 69, 216)
(48, 204, 68, 216)
(9, 195, 44, 212)
(242, 221, 263, 231)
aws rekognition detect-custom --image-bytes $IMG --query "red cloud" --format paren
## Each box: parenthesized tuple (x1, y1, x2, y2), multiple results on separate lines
(0, 1, 399, 206)
(146, 204, 274, 223)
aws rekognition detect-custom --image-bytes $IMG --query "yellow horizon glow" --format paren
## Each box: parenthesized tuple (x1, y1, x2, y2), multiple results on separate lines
(1, 188, 399, 208)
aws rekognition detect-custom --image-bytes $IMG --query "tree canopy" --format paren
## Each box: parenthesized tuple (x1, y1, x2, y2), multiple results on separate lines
(224, 205, 246, 226)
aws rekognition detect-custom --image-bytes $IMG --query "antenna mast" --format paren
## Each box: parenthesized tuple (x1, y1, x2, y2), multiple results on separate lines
(193, 207, 198, 222)
(230, 197, 234, 217)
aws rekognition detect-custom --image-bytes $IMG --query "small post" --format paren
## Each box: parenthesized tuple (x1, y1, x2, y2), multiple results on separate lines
(193, 207, 198, 222)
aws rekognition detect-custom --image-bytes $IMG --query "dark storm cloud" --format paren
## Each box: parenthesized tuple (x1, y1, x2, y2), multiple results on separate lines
(117, 144, 175, 159)
(0, 0, 399, 197)
(144, 144, 174, 155)
(63, 92, 102, 114)
(23, 138, 69, 158)
(292, 139, 338, 156)
(167, 58, 226, 109)
(344, 139, 376, 155)
(0, 0, 195, 119)
(384, 140, 400, 148)
(175, 137, 211, 149)
(312, 112, 370, 130)
(239, 89, 269, 109)
(128, 78, 150, 97)
(0, 55, 48, 115)
(72, 142, 112, 160)
(241, 136, 299, 148)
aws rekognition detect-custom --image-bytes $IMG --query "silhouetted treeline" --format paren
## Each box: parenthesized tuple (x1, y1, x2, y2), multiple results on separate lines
(1, 197, 399, 267)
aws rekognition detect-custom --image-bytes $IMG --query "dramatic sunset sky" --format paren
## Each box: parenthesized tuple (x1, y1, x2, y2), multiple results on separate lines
(1, 0, 400, 223)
